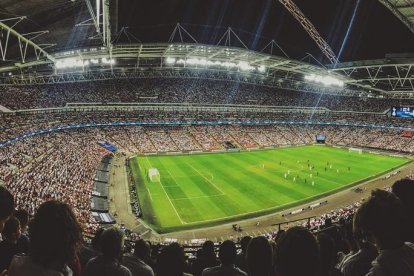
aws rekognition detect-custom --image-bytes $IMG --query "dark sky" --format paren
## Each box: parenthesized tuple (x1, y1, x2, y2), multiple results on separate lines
(118, 0, 414, 64)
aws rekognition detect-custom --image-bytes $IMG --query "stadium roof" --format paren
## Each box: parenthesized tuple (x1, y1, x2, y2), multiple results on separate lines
(1, 0, 413, 62)
(0, 0, 413, 97)
(378, 0, 414, 34)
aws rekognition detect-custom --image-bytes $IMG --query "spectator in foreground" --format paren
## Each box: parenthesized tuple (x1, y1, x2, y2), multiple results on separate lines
(354, 189, 414, 276)
(14, 209, 30, 254)
(8, 200, 83, 276)
(0, 186, 14, 236)
(192, 240, 220, 276)
(235, 236, 251, 273)
(123, 239, 154, 276)
(156, 242, 192, 276)
(391, 178, 414, 243)
(202, 240, 247, 276)
(317, 233, 342, 276)
(337, 221, 358, 270)
(84, 227, 131, 276)
(0, 217, 21, 272)
(274, 226, 319, 276)
(246, 236, 273, 276)
(79, 228, 104, 271)
(274, 230, 285, 244)
(340, 227, 377, 276)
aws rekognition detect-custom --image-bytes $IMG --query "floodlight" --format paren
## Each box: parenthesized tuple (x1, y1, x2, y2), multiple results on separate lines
(258, 65, 266, 73)
(304, 74, 344, 87)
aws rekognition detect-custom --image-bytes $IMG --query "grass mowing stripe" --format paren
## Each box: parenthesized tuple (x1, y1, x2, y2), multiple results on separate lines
(144, 156, 186, 224)
(132, 145, 410, 232)
(184, 161, 225, 195)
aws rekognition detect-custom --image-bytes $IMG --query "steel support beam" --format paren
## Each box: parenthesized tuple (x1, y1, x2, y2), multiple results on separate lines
(278, 0, 338, 64)
(378, 0, 414, 34)
(83, 0, 111, 47)
(0, 19, 55, 63)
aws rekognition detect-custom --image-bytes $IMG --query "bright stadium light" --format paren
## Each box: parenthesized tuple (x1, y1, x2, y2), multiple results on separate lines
(258, 65, 266, 73)
(55, 57, 116, 69)
(166, 57, 176, 64)
(305, 74, 344, 87)
(55, 58, 84, 69)
(238, 61, 254, 71)
(164, 56, 267, 74)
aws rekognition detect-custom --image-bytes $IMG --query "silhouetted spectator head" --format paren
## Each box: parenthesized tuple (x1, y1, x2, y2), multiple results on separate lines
(274, 226, 319, 276)
(240, 236, 252, 253)
(219, 240, 237, 266)
(392, 178, 414, 210)
(156, 242, 187, 276)
(2, 216, 21, 242)
(317, 233, 338, 276)
(344, 221, 357, 252)
(14, 209, 29, 232)
(134, 239, 151, 263)
(91, 227, 104, 251)
(275, 230, 286, 243)
(202, 240, 216, 258)
(354, 189, 406, 249)
(0, 186, 14, 232)
(392, 178, 414, 242)
(29, 200, 82, 267)
(247, 236, 272, 276)
(324, 218, 332, 228)
(100, 227, 125, 259)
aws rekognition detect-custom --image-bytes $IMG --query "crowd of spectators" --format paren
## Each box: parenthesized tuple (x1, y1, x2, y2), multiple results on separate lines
(0, 130, 108, 235)
(2, 78, 414, 275)
(1, 179, 414, 276)
(2, 116, 414, 245)
(1, 78, 412, 112)
(3, 109, 414, 144)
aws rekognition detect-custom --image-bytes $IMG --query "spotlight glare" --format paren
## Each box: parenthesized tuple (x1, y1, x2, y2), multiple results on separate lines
(258, 65, 266, 73)
(304, 74, 344, 87)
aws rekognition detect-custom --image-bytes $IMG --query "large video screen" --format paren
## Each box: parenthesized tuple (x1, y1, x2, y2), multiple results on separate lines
(391, 107, 414, 118)
(316, 134, 326, 141)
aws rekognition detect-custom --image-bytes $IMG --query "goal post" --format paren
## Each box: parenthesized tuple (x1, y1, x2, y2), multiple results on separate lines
(349, 147, 363, 154)
(148, 168, 160, 182)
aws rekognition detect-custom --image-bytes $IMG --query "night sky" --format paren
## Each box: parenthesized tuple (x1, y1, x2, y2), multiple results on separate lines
(117, 0, 414, 64)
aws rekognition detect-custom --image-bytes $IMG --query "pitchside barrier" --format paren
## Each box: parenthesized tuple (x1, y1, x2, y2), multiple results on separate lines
(281, 200, 328, 217)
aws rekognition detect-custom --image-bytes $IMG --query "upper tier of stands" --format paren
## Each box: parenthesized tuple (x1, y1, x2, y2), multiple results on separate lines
(0, 78, 411, 111)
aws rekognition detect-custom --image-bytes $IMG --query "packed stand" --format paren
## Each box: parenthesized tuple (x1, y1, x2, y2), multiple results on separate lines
(1, 78, 412, 112)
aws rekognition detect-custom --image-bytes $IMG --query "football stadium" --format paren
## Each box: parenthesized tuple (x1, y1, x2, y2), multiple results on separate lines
(1, 0, 414, 275)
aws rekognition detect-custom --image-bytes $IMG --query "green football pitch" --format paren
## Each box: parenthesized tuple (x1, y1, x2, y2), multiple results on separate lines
(130, 145, 410, 233)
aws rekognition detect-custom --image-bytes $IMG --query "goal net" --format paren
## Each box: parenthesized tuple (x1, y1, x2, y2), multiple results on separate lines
(148, 168, 160, 182)
(349, 147, 362, 154)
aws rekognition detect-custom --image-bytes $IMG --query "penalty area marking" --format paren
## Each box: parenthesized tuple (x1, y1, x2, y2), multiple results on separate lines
(165, 168, 181, 187)
(185, 161, 225, 195)
(144, 156, 187, 225)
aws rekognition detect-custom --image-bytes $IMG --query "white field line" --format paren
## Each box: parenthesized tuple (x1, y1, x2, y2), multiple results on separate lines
(165, 168, 181, 187)
(145, 156, 186, 224)
(184, 161, 225, 195)
(146, 185, 153, 202)
(172, 193, 225, 201)
(136, 159, 153, 202)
